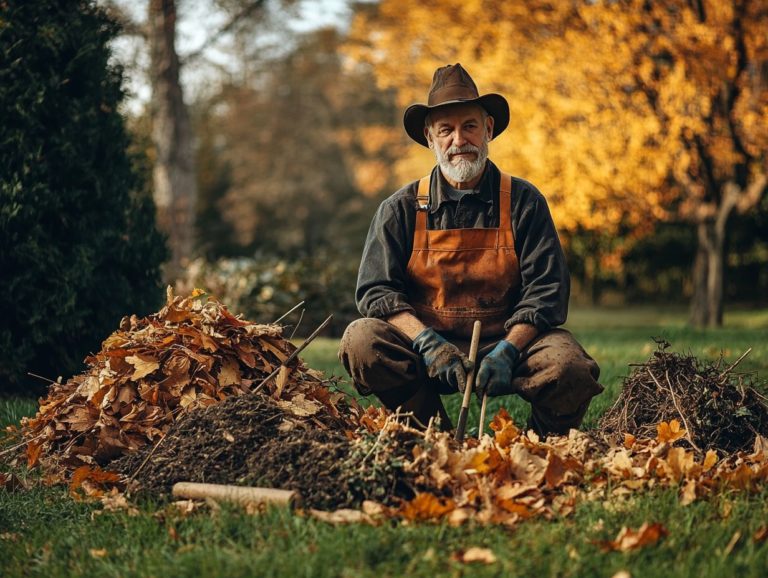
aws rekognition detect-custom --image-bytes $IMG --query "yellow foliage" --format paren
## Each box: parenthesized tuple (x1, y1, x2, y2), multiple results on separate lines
(345, 0, 768, 239)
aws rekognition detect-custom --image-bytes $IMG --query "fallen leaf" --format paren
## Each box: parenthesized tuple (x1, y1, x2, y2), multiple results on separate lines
(597, 522, 668, 552)
(452, 547, 497, 564)
(399, 493, 456, 521)
(309, 508, 373, 525)
(657, 420, 686, 444)
(89, 548, 108, 558)
(126, 355, 160, 380)
(753, 526, 768, 543)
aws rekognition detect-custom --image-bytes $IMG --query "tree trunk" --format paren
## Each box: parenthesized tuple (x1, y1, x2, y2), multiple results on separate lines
(148, 0, 197, 282)
(689, 219, 725, 327)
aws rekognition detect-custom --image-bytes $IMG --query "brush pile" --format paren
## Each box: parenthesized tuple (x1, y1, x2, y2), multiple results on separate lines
(598, 340, 768, 453)
(19, 287, 359, 481)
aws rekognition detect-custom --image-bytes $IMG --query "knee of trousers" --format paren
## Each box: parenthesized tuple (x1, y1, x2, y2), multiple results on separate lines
(338, 318, 421, 394)
(529, 356, 603, 418)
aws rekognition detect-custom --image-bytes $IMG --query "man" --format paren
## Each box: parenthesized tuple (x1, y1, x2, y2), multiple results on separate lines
(338, 64, 602, 436)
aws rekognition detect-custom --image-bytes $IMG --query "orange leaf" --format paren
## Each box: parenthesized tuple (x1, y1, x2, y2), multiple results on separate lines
(69, 466, 122, 497)
(399, 493, 455, 521)
(657, 420, 686, 443)
(26, 440, 42, 468)
(597, 522, 668, 552)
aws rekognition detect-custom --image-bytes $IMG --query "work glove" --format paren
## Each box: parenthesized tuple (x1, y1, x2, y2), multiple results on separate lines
(476, 340, 520, 398)
(412, 327, 474, 392)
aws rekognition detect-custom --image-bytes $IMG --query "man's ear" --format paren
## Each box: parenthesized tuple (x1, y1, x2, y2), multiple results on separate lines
(424, 126, 433, 148)
(485, 115, 495, 140)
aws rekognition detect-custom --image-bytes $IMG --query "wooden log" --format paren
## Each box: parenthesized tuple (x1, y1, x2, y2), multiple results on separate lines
(172, 482, 300, 508)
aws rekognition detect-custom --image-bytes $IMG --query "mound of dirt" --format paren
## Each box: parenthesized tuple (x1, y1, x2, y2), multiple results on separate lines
(599, 340, 768, 453)
(114, 394, 421, 509)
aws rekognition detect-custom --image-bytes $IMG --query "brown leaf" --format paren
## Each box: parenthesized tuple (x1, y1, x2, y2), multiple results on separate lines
(451, 547, 497, 564)
(26, 440, 42, 468)
(89, 548, 108, 559)
(507, 444, 548, 485)
(597, 522, 668, 552)
(126, 355, 160, 380)
(753, 526, 768, 543)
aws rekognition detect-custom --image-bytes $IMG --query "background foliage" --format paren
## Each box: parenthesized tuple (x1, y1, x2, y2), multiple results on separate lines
(0, 0, 166, 393)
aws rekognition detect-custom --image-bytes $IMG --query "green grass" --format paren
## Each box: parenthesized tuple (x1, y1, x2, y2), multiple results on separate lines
(2, 306, 768, 577)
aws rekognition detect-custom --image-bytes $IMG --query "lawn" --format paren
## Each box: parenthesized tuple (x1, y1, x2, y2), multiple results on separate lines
(2, 306, 768, 577)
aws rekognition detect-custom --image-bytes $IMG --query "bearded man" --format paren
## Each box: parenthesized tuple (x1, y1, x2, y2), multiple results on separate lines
(338, 64, 603, 436)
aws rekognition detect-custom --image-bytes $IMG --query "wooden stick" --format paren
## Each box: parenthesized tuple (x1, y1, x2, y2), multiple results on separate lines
(272, 300, 306, 325)
(172, 482, 300, 508)
(454, 320, 482, 443)
(719, 347, 752, 379)
(478, 393, 489, 438)
(647, 368, 702, 453)
(254, 314, 333, 393)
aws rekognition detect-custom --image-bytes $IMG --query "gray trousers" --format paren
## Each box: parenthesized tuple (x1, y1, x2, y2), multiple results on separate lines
(338, 318, 603, 435)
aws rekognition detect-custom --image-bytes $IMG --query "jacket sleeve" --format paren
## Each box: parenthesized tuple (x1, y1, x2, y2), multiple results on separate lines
(355, 194, 416, 319)
(505, 183, 570, 332)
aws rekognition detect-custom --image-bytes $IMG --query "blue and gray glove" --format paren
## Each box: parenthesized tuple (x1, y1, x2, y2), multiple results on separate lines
(476, 340, 520, 398)
(412, 328, 474, 392)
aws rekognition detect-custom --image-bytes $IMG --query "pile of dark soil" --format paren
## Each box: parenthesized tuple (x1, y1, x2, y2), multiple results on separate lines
(114, 394, 422, 509)
(599, 340, 768, 454)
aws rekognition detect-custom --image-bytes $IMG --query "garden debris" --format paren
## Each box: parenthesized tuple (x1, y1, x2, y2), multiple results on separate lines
(114, 395, 423, 510)
(598, 340, 768, 454)
(18, 287, 357, 479)
(10, 296, 768, 528)
(451, 547, 498, 564)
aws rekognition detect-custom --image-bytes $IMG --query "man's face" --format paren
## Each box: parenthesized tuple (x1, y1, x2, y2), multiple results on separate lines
(425, 103, 494, 184)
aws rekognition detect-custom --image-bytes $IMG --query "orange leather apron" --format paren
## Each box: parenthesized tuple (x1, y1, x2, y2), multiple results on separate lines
(406, 171, 521, 338)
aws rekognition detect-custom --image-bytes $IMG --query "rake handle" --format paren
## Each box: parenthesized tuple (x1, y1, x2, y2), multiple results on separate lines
(454, 320, 482, 442)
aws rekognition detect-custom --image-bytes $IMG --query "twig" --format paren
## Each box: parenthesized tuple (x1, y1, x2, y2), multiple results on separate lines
(719, 348, 752, 379)
(647, 368, 701, 453)
(289, 309, 305, 340)
(273, 301, 306, 325)
(253, 315, 333, 393)
(127, 432, 170, 490)
(0, 432, 46, 459)
(27, 372, 57, 385)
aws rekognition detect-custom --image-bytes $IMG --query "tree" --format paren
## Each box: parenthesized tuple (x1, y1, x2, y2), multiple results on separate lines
(148, 0, 198, 280)
(346, 0, 768, 325)
(0, 0, 166, 391)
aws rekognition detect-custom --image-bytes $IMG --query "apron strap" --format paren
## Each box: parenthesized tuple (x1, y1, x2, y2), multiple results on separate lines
(413, 176, 430, 249)
(498, 171, 513, 231)
(414, 170, 514, 246)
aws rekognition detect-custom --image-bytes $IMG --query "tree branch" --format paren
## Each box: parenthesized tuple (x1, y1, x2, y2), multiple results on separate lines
(180, 0, 268, 65)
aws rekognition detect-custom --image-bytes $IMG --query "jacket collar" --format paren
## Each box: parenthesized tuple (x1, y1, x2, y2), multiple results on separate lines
(428, 160, 497, 214)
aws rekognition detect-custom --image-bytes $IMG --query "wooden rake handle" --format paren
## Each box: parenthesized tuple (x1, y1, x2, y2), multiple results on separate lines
(454, 320, 482, 442)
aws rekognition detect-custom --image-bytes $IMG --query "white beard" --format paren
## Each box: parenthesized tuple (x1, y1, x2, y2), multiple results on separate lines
(433, 138, 489, 184)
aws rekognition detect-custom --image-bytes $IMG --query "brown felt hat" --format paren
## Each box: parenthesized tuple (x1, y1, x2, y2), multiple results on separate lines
(403, 63, 509, 147)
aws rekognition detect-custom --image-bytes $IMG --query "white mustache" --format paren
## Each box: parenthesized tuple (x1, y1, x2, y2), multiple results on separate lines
(447, 144, 480, 157)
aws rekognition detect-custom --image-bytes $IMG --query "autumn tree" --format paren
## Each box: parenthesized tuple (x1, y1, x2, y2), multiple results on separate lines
(347, 0, 767, 326)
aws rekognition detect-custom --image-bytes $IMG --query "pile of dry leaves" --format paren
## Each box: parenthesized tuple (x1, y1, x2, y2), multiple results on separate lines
(15, 287, 359, 482)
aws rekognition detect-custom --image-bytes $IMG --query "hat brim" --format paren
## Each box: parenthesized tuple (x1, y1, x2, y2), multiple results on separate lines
(403, 94, 509, 147)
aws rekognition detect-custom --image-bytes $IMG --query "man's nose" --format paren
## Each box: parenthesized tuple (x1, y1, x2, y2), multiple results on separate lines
(452, 128, 468, 146)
